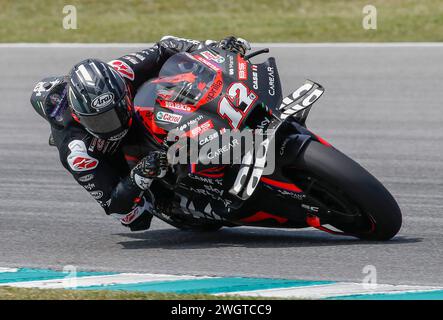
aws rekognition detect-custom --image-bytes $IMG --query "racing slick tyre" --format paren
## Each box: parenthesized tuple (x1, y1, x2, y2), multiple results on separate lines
(290, 140, 402, 240)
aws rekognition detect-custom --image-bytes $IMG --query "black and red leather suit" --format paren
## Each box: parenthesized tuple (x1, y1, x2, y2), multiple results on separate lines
(50, 36, 208, 229)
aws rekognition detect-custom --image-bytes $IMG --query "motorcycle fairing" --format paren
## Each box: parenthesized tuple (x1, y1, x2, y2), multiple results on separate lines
(279, 80, 325, 123)
(133, 47, 328, 222)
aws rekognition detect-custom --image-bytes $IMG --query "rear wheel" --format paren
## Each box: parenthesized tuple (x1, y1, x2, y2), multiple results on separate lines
(288, 141, 402, 240)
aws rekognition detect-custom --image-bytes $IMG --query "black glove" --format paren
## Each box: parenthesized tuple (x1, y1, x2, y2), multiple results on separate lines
(130, 151, 168, 190)
(219, 36, 251, 56)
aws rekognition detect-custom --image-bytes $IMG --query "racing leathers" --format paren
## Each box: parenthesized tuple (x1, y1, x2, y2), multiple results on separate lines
(50, 36, 210, 231)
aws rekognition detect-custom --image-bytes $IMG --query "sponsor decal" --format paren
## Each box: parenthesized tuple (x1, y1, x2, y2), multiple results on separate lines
(178, 115, 204, 131)
(129, 53, 146, 61)
(238, 57, 248, 80)
(67, 140, 99, 172)
(204, 184, 223, 195)
(89, 137, 121, 153)
(83, 183, 96, 191)
(257, 117, 271, 130)
(280, 138, 291, 156)
(108, 60, 135, 81)
(156, 111, 182, 124)
(267, 66, 275, 96)
(186, 120, 214, 138)
(78, 174, 94, 183)
(88, 138, 97, 152)
(91, 93, 114, 110)
(278, 82, 324, 120)
(277, 189, 305, 201)
(200, 50, 225, 64)
(90, 190, 104, 200)
(194, 55, 221, 72)
(187, 187, 231, 209)
(98, 199, 112, 209)
(133, 174, 152, 190)
(252, 65, 259, 90)
(68, 155, 99, 172)
(227, 55, 235, 76)
(199, 131, 219, 146)
(160, 100, 196, 113)
(33, 79, 61, 97)
(280, 137, 291, 156)
(188, 174, 223, 186)
(96, 139, 106, 152)
(206, 79, 223, 102)
(108, 129, 128, 141)
(122, 55, 139, 64)
(207, 138, 239, 160)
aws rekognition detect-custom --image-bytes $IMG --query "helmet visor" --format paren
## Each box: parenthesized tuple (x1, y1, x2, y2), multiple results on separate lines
(77, 99, 131, 134)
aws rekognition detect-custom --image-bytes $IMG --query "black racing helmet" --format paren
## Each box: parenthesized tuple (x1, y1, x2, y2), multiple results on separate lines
(68, 58, 133, 141)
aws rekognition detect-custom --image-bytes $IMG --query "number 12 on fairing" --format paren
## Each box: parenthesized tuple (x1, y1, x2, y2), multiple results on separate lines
(217, 82, 258, 129)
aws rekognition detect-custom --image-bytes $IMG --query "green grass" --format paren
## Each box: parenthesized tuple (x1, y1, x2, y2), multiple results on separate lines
(0, 286, 275, 300)
(0, 0, 442, 42)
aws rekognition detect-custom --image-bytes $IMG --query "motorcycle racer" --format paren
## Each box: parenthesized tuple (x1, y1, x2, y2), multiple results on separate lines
(30, 36, 251, 232)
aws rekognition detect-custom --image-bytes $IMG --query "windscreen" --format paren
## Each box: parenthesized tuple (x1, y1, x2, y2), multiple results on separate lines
(152, 53, 217, 105)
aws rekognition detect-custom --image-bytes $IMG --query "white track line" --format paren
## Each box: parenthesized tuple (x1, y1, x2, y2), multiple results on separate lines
(1, 43, 443, 48)
(0, 273, 211, 289)
(219, 282, 443, 299)
(0, 267, 18, 273)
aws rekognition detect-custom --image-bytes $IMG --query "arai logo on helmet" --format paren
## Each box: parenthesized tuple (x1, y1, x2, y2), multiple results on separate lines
(91, 93, 114, 110)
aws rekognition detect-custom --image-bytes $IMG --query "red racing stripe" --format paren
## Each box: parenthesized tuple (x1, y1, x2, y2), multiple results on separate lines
(260, 177, 302, 193)
(241, 211, 288, 224)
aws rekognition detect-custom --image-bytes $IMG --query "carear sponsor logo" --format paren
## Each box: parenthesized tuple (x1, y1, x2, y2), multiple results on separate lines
(267, 66, 276, 96)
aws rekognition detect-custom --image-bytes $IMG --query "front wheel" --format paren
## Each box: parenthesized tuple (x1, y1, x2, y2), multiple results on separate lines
(288, 141, 402, 240)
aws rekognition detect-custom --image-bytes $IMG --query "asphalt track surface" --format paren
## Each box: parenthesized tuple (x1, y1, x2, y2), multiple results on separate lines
(0, 45, 442, 286)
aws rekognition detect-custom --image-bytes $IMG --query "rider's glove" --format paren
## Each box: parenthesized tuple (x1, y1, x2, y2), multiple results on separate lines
(219, 36, 251, 56)
(130, 151, 168, 190)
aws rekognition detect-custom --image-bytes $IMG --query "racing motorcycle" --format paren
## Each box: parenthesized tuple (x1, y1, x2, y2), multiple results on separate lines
(132, 45, 402, 241)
